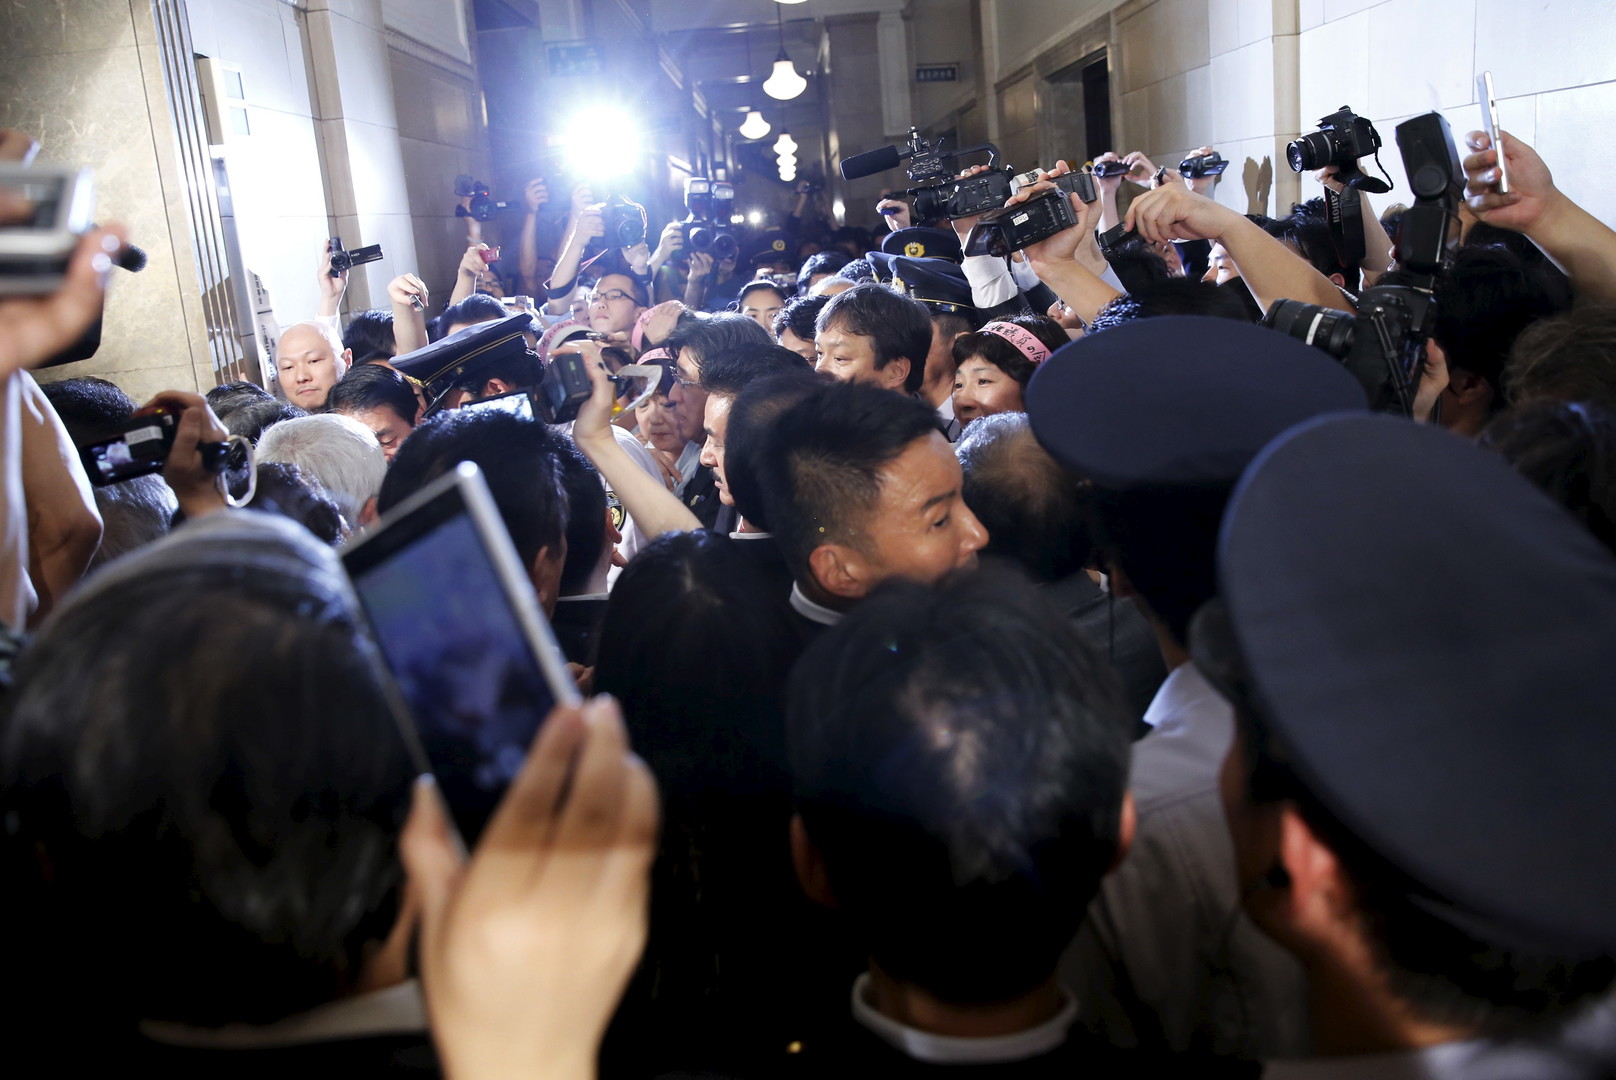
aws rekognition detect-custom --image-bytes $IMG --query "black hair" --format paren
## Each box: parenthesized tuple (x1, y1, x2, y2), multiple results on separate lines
(1283, 198, 1361, 293)
(957, 413, 1092, 581)
(797, 250, 850, 293)
(1480, 400, 1616, 556)
(39, 376, 136, 442)
(326, 363, 419, 426)
(342, 308, 396, 364)
(245, 462, 347, 545)
(787, 565, 1131, 1003)
(454, 347, 542, 395)
(698, 342, 813, 397)
(1087, 482, 1228, 647)
(1506, 305, 1616, 413)
(836, 256, 877, 285)
(816, 283, 932, 395)
(755, 379, 941, 580)
(773, 293, 830, 344)
(594, 269, 651, 309)
(950, 314, 1068, 387)
(1432, 244, 1571, 401)
(379, 409, 570, 571)
(206, 381, 273, 419)
(1088, 277, 1258, 333)
(433, 294, 507, 341)
(553, 440, 609, 594)
(225, 399, 307, 443)
(662, 311, 772, 371)
(0, 515, 413, 1031)
(1190, 599, 1616, 1038)
(737, 280, 788, 308)
(594, 530, 810, 1070)
(724, 371, 828, 530)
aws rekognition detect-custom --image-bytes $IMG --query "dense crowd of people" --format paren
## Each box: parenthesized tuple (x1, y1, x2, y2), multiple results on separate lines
(2, 112, 1616, 1080)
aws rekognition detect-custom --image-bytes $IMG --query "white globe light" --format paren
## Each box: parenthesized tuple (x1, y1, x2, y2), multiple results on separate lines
(777, 153, 798, 169)
(773, 132, 798, 155)
(747, 210, 765, 225)
(762, 53, 807, 100)
(779, 166, 797, 182)
(738, 110, 770, 140)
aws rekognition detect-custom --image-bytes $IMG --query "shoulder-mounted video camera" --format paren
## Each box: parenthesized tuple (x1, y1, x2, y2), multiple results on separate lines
(840, 127, 1014, 222)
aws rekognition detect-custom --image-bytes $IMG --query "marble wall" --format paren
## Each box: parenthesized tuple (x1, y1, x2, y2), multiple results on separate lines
(1, 0, 220, 401)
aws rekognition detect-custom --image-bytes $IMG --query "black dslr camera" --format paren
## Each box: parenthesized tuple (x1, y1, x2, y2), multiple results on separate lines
(602, 194, 647, 248)
(1266, 112, 1464, 416)
(961, 171, 1098, 258)
(1287, 107, 1390, 194)
(840, 127, 1012, 222)
(1179, 151, 1229, 179)
(453, 175, 518, 222)
(683, 178, 739, 263)
(328, 236, 383, 277)
(78, 407, 231, 487)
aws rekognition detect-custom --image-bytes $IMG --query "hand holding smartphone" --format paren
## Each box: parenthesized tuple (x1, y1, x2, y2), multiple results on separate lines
(1477, 71, 1510, 195)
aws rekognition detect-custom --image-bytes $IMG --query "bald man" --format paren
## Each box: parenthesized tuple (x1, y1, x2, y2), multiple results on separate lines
(275, 322, 351, 410)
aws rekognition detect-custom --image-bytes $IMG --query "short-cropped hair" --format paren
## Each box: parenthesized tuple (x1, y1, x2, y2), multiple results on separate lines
(788, 565, 1131, 1003)
(957, 412, 1092, 581)
(816, 283, 932, 394)
(755, 379, 940, 580)
(662, 311, 772, 370)
(773, 293, 830, 344)
(255, 413, 386, 528)
(342, 308, 396, 363)
(1505, 304, 1616, 413)
(0, 513, 414, 1028)
(698, 342, 813, 397)
(39, 376, 136, 442)
(724, 370, 827, 530)
(379, 409, 570, 572)
(327, 363, 419, 425)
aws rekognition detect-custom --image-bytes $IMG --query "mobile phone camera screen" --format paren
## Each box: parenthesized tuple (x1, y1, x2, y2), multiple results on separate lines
(351, 509, 556, 841)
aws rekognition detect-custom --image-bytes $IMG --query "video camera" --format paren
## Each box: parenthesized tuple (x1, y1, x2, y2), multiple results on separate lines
(78, 406, 231, 487)
(683, 178, 738, 263)
(524, 351, 660, 426)
(961, 170, 1098, 259)
(1179, 151, 1229, 179)
(841, 127, 1013, 222)
(454, 175, 519, 223)
(0, 163, 94, 296)
(328, 235, 383, 276)
(1266, 111, 1463, 416)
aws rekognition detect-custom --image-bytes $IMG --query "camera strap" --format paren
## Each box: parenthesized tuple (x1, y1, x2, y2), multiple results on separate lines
(1324, 187, 1367, 270)
(221, 435, 257, 510)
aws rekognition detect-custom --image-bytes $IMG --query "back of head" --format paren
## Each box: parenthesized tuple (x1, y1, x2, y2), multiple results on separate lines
(39, 376, 136, 442)
(698, 342, 813, 397)
(957, 413, 1090, 581)
(245, 461, 347, 545)
(379, 409, 569, 572)
(725, 370, 827, 530)
(88, 474, 176, 571)
(1088, 277, 1257, 332)
(1283, 198, 1359, 292)
(342, 308, 396, 363)
(663, 311, 772, 367)
(595, 531, 796, 801)
(1433, 244, 1571, 401)
(327, 362, 419, 425)
(816, 283, 932, 394)
(205, 380, 274, 422)
(787, 565, 1131, 1003)
(798, 250, 850, 292)
(553, 441, 608, 594)
(756, 380, 940, 581)
(0, 513, 413, 1027)
(1506, 304, 1616, 414)
(1481, 400, 1616, 556)
(256, 413, 386, 528)
(225, 397, 306, 442)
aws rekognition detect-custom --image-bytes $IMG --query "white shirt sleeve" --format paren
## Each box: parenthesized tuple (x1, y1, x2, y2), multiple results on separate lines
(960, 255, 1018, 308)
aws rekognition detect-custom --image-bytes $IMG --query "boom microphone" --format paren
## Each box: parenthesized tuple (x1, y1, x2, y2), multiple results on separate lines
(840, 144, 903, 181)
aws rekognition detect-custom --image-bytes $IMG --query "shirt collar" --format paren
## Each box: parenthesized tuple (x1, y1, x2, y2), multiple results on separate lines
(790, 581, 843, 626)
(850, 973, 1077, 1065)
(1142, 661, 1229, 734)
(729, 529, 773, 541)
(674, 440, 703, 482)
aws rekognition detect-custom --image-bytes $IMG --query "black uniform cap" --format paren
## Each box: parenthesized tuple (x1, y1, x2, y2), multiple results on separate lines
(1219, 412, 1616, 955)
(879, 226, 963, 263)
(1024, 316, 1368, 490)
(867, 253, 976, 318)
(392, 313, 536, 403)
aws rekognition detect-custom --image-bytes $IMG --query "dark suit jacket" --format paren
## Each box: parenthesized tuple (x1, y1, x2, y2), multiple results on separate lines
(1044, 572, 1168, 731)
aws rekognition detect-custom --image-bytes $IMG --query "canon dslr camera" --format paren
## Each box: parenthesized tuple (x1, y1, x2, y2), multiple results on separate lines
(1287, 106, 1389, 193)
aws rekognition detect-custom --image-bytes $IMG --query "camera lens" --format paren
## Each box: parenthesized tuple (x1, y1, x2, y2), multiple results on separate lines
(713, 233, 739, 263)
(1266, 300, 1356, 359)
(1286, 131, 1333, 174)
(686, 225, 713, 252)
(912, 185, 948, 222)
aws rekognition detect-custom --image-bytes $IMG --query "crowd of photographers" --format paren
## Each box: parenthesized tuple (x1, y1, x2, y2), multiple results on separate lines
(2, 97, 1616, 1080)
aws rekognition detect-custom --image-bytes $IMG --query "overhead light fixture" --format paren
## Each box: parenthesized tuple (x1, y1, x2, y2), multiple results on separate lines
(773, 132, 798, 155)
(779, 167, 798, 183)
(778, 153, 798, 169)
(739, 109, 770, 140)
(762, 5, 807, 100)
(773, 0, 808, 5)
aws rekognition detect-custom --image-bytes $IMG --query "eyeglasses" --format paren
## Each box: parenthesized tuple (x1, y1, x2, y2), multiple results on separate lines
(586, 288, 636, 306)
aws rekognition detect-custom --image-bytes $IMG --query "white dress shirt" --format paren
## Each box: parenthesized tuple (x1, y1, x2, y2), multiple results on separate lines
(851, 973, 1078, 1065)
(790, 581, 843, 626)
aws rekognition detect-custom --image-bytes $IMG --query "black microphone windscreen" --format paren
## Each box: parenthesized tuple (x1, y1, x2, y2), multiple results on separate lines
(117, 243, 148, 273)
(839, 144, 902, 181)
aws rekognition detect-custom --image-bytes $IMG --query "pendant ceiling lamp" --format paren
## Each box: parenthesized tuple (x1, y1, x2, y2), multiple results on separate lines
(739, 109, 770, 140)
(762, 5, 807, 100)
